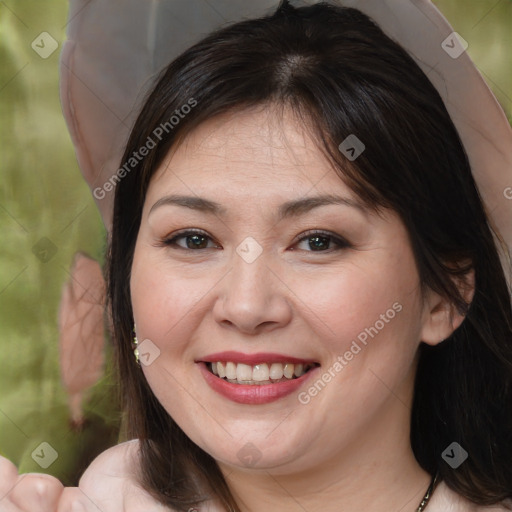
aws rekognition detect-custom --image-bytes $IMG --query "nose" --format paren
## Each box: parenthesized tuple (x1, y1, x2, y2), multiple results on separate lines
(212, 247, 293, 335)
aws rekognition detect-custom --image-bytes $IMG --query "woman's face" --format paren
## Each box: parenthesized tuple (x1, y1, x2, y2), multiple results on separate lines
(130, 106, 435, 475)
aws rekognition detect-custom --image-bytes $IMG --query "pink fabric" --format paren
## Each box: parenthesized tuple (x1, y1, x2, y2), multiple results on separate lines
(58, 252, 106, 427)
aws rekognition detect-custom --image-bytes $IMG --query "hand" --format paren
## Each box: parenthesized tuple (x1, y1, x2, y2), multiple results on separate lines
(0, 454, 64, 511)
(0, 443, 179, 512)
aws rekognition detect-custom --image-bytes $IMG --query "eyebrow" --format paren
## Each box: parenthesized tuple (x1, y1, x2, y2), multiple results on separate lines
(148, 193, 367, 220)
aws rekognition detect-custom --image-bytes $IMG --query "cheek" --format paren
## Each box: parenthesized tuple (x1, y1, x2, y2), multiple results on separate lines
(130, 246, 216, 354)
(300, 250, 423, 362)
(131, 269, 188, 328)
(291, 253, 423, 439)
(130, 250, 213, 415)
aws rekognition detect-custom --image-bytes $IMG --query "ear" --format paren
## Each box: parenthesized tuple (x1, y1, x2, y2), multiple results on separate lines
(420, 268, 475, 346)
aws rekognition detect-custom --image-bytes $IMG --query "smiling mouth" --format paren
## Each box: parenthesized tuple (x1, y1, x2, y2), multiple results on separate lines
(206, 361, 320, 385)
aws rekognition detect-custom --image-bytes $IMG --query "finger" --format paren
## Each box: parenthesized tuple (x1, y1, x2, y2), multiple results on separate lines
(0, 455, 19, 494)
(9, 473, 64, 512)
(0, 498, 22, 512)
(0, 456, 24, 512)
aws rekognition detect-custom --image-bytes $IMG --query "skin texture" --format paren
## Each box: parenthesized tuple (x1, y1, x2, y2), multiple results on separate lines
(0, 107, 474, 512)
(0, 446, 173, 512)
(0, 456, 64, 511)
(128, 105, 470, 511)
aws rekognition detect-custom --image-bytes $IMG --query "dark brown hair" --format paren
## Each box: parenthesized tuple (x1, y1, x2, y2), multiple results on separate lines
(107, 1, 512, 510)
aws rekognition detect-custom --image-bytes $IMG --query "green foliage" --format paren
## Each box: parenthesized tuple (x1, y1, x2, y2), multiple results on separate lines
(0, 0, 118, 482)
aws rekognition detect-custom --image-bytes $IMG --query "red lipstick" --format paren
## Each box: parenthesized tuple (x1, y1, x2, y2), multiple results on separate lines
(196, 351, 320, 405)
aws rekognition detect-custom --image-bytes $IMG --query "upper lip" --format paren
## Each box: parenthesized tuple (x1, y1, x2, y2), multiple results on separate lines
(197, 351, 319, 366)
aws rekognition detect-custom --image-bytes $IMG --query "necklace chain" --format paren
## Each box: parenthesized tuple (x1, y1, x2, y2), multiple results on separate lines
(221, 472, 439, 512)
(416, 473, 439, 512)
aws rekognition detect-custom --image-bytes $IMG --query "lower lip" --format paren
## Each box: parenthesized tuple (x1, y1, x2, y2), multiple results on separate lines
(198, 362, 319, 404)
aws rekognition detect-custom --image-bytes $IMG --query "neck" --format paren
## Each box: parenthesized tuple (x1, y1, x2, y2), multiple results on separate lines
(217, 368, 432, 512)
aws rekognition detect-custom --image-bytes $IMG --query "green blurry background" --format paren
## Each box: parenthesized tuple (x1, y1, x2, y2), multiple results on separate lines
(0, 0, 511, 486)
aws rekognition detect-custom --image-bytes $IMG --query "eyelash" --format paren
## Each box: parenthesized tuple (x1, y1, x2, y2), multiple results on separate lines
(159, 228, 351, 253)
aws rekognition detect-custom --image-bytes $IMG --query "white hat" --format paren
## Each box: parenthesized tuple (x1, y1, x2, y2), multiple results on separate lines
(59, 0, 512, 283)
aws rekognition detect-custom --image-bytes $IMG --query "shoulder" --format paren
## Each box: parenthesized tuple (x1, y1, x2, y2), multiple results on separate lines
(430, 481, 512, 512)
(78, 439, 139, 494)
(78, 440, 176, 511)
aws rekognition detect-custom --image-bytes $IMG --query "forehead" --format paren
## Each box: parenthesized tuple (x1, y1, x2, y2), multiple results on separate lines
(148, 106, 354, 198)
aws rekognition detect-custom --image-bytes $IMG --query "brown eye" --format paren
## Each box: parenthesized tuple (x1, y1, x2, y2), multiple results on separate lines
(294, 230, 350, 252)
(163, 229, 219, 250)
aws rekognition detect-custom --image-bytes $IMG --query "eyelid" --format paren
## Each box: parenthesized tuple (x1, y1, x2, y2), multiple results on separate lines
(159, 228, 351, 252)
(161, 228, 220, 249)
(292, 229, 351, 251)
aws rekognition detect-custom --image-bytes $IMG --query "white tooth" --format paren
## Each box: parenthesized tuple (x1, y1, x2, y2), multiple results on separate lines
(217, 361, 226, 378)
(283, 363, 295, 379)
(269, 363, 284, 380)
(226, 362, 237, 380)
(252, 364, 269, 381)
(236, 363, 252, 382)
(294, 363, 304, 377)
(211, 362, 218, 375)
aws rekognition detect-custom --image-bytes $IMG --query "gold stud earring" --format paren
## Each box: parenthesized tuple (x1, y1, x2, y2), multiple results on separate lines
(133, 325, 140, 366)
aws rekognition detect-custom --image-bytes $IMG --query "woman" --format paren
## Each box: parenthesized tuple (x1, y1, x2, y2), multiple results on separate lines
(2, 1, 511, 510)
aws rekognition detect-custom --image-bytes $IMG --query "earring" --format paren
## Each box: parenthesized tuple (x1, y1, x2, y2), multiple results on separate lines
(133, 325, 140, 366)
